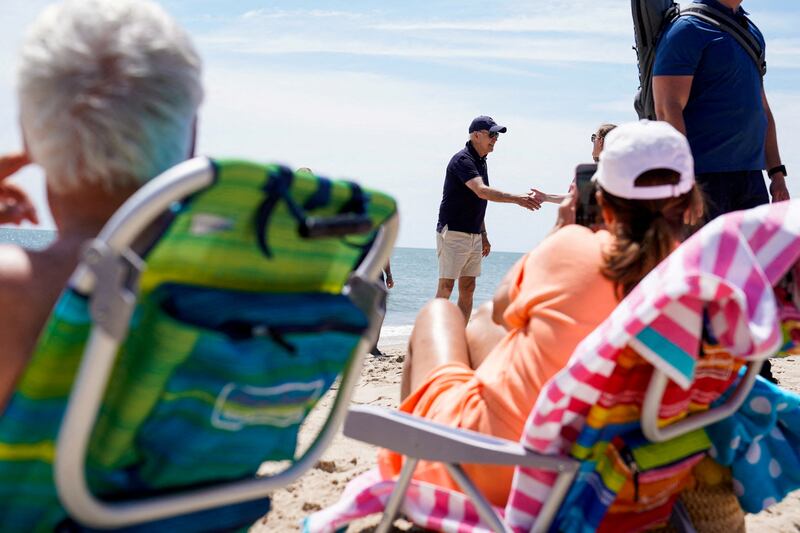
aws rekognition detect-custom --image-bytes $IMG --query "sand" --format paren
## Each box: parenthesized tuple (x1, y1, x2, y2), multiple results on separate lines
(252, 339, 800, 532)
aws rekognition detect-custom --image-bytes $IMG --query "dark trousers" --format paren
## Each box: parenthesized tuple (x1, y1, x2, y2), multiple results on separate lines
(697, 170, 776, 382)
(696, 170, 769, 220)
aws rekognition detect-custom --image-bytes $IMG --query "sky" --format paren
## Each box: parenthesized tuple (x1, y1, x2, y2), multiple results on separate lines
(0, 0, 799, 252)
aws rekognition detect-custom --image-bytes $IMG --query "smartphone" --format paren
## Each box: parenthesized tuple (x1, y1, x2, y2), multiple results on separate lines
(574, 163, 600, 228)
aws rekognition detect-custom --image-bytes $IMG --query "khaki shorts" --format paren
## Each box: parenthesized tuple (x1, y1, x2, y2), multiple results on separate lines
(436, 225, 482, 279)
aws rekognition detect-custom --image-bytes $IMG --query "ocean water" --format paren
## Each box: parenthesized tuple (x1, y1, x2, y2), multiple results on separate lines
(0, 228, 521, 342)
(385, 247, 524, 324)
(0, 228, 56, 251)
(380, 247, 522, 343)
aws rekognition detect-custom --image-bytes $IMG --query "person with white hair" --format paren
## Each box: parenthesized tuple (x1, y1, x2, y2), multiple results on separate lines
(0, 0, 203, 410)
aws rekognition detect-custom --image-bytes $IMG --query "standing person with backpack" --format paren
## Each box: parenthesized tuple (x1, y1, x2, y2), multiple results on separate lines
(651, 0, 788, 381)
(652, 0, 789, 219)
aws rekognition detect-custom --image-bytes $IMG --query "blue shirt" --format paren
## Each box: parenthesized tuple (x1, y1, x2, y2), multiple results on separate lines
(653, 0, 766, 174)
(436, 141, 488, 234)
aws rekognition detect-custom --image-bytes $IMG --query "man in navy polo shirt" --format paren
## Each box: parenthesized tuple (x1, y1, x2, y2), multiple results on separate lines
(435, 115, 546, 320)
(652, 0, 789, 221)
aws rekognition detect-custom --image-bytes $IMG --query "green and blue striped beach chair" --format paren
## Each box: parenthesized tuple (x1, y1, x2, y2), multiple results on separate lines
(0, 157, 397, 531)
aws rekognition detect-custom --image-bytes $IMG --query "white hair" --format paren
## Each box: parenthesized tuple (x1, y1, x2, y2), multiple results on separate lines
(18, 0, 203, 192)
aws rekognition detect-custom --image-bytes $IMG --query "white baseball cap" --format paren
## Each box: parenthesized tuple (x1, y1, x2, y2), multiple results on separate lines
(593, 119, 695, 200)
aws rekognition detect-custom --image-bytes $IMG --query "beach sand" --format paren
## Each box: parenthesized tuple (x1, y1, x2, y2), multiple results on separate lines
(252, 338, 800, 532)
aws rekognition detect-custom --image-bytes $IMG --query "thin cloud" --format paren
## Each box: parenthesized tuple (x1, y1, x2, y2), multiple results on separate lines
(241, 9, 364, 21)
(589, 99, 639, 114)
(197, 33, 634, 66)
(371, 15, 632, 37)
(770, 39, 800, 69)
(197, 4, 636, 68)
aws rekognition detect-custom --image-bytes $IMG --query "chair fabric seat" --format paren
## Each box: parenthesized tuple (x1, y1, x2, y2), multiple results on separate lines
(0, 159, 396, 531)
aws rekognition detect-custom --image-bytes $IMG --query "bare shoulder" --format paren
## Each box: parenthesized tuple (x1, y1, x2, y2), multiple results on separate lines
(0, 244, 77, 356)
(0, 243, 36, 289)
(0, 243, 72, 289)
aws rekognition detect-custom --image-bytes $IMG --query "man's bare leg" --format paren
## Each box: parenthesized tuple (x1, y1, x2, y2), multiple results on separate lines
(465, 302, 507, 369)
(456, 276, 476, 320)
(435, 277, 455, 299)
(401, 299, 470, 401)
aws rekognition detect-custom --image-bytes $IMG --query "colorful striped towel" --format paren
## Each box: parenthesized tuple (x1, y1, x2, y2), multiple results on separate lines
(306, 200, 800, 533)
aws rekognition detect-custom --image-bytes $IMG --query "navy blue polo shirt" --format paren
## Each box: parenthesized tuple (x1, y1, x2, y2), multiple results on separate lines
(436, 141, 488, 234)
(653, 0, 766, 174)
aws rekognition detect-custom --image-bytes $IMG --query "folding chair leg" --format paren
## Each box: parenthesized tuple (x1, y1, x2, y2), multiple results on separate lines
(376, 458, 418, 533)
(668, 499, 697, 533)
(445, 464, 511, 533)
(534, 468, 579, 533)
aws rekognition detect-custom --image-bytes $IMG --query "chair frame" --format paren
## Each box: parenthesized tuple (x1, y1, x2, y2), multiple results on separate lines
(53, 157, 399, 528)
(344, 360, 764, 532)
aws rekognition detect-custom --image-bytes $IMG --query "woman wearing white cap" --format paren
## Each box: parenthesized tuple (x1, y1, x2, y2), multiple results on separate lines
(380, 120, 704, 507)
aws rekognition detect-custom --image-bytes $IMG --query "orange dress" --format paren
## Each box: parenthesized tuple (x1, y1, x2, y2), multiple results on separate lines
(378, 225, 618, 506)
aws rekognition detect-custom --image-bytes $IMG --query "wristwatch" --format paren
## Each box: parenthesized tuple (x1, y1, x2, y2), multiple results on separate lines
(768, 165, 787, 179)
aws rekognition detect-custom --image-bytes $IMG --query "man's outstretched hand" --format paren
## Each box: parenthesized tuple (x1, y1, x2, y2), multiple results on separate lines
(529, 188, 547, 205)
(0, 152, 38, 226)
(516, 190, 542, 210)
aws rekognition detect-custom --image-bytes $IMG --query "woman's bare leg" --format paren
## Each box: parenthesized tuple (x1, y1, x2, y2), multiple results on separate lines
(401, 299, 471, 401)
(465, 302, 507, 369)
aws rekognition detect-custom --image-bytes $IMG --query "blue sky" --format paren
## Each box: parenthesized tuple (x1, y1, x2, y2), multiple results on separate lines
(1, 0, 798, 252)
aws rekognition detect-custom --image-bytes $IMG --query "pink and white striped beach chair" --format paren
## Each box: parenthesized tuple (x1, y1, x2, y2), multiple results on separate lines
(307, 200, 800, 533)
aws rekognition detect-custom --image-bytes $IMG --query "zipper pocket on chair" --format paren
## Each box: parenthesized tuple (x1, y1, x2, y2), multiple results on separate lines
(620, 446, 641, 502)
(220, 320, 367, 355)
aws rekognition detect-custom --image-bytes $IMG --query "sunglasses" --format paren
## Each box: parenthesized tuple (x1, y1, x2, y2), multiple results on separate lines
(591, 133, 603, 143)
(486, 131, 499, 139)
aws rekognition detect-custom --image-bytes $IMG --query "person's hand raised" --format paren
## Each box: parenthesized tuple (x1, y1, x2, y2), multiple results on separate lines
(529, 188, 547, 206)
(0, 152, 38, 226)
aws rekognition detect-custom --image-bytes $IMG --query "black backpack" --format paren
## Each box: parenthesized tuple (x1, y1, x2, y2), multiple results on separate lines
(631, 0, 767, 120)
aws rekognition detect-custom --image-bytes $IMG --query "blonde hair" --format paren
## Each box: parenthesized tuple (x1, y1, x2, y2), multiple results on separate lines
(596, 123, 617, 139)
(18, 0, 203, 193)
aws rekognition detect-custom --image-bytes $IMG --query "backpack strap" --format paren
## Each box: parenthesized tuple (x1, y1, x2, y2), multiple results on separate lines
(681, 4, 766, 76)
(631, 0, 681, 120)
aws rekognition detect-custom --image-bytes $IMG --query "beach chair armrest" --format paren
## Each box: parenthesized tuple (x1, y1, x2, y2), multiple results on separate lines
(642, 360, 763, 442)
(344, 405, 577, 473)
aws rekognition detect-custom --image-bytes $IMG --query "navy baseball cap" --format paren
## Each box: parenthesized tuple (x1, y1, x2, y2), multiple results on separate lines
(468, 115, 507, 134)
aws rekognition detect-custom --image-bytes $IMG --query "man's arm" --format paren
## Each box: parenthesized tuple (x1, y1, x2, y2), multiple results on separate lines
(653, 75, 693, 135)
(762, 88, 790, 202)
(464, 177, 542, 210)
